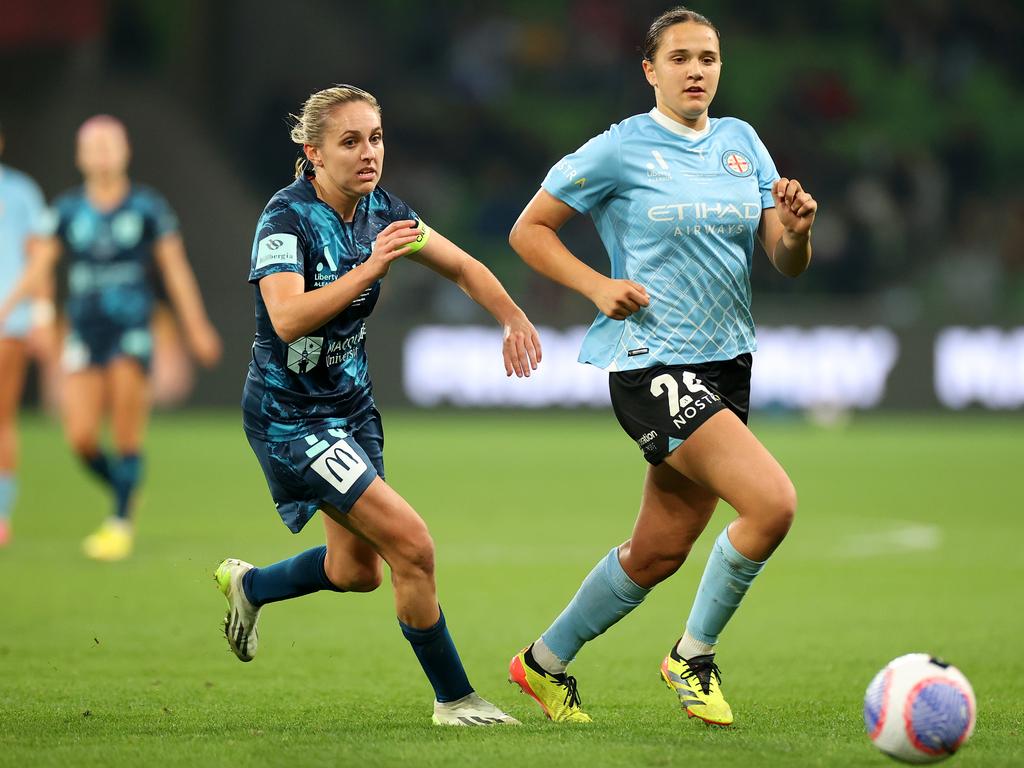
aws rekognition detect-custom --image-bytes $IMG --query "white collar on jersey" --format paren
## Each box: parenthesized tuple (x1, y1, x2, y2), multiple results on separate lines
(648, 107, 710, 138)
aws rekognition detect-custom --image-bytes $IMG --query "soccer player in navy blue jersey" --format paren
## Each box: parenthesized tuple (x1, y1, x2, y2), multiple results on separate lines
(0, 116, 222, 560)
(506, 8, 817, 724)
(215, 85, 540, 726)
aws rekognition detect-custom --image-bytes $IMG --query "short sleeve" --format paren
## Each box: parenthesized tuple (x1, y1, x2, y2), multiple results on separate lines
(377, 188, 419, 226)
(752, 134, 780, 210)
(22, 178, 49, 236)
(541, 128, 620, 214)
(148, 192, 180, 237)
(249, 203, 306, 283)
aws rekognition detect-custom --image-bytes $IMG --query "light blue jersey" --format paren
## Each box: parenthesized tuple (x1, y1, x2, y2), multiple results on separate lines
(0, 164, 47, 337)
(542, 109, 779, 370)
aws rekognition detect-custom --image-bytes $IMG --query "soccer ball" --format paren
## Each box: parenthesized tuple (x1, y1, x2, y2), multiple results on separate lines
(864, 653, 976, 763)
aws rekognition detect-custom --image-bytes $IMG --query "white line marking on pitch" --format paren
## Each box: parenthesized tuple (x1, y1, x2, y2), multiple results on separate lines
(836, 521, 942, 558)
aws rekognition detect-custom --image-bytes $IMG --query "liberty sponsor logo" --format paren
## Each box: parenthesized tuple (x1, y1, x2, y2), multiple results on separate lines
(111, 211, 144, 248)
(722, 150, 753, 177)
(286, 336, 323, 373)
(646, 150, 672, 182)
(650, 371, 720, 429)
(313, 245, 339, 288)
(256, 233, 299, 270)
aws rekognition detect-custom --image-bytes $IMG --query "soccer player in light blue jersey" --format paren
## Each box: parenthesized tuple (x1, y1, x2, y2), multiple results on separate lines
(0, 121, 50, 547)
(507, 7, 817, 725)
(0, 116, 222, 560)
(215, 85, 540, 726)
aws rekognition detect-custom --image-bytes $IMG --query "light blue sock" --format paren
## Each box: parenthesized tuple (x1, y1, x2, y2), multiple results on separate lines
(0, 474, 14, 520)
(541, 547, 650, 665)
(684, 526, 766, 645)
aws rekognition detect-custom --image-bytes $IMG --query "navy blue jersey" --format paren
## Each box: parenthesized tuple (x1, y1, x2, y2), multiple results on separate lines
(242, 176, 418, 441)
(48, 184, 178, 335)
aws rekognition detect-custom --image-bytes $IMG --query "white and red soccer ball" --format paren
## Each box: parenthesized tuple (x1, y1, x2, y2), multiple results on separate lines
(864, 653, 976, 763)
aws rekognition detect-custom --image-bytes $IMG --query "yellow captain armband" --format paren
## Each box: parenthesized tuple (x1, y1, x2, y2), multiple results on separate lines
(405, 219, 431, 254)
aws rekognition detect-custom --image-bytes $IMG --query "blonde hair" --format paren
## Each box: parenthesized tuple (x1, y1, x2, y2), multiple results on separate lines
(290, 84, 381, 178)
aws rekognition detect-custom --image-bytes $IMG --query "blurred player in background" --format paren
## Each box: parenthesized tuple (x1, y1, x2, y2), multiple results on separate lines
(0, 115, 222, 560)
(215, 84, 540, 725)
(507, 7, 817, 724)
(0, 121, 51, 547)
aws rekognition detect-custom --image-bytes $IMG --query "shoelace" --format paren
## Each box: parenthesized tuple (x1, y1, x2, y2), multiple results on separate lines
(555, 673, 583, 709)
(682, 658, 722, 696)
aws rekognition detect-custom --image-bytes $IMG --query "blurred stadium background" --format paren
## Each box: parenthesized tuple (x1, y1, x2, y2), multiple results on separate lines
(3, 0, 1022, 413)
(2, 2, 1023, 766)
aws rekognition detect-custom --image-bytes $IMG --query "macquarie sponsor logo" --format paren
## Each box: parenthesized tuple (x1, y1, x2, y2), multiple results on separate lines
(325, 325, 367, 367)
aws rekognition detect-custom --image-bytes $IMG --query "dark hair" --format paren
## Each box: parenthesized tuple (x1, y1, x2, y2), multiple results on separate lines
(642, 6, 720, 61)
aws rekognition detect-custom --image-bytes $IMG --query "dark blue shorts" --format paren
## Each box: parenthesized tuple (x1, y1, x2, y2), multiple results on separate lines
(63, 325, 153, 373)
(246, 408, 385, 533)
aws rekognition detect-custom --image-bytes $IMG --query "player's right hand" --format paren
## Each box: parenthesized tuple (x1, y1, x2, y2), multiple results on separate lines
(590, 277, 650, 320)
(366, 220, 422, 279)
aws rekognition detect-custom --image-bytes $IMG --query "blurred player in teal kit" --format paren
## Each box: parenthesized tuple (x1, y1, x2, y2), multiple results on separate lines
(0, 121, 50, 547)
(506, 8, 817, 724)
(215, 85, 541, 725)
(0, 115, 221, 560)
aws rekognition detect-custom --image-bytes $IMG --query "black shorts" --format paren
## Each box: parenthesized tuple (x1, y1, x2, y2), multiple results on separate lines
(609, 354, 752, 465)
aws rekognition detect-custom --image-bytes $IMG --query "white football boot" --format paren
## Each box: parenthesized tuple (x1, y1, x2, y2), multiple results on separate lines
(432, 692, 521, 726)
(215, 558, 261, 662)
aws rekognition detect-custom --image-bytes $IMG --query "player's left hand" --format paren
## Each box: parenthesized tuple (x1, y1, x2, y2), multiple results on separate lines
(190, 321, 223, 367)
(772, 178, 817, 237)
(502, 312, 542, 378)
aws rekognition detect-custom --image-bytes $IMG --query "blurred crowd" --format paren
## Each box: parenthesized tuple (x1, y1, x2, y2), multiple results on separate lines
(229, 0, 1024, 326)
(4, 0, 1021, 335)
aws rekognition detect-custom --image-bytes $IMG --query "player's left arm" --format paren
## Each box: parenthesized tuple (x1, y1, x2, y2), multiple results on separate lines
(153, 233, 222, 367)
(758, 178, 817, 278)
(409, 231, 541, 378)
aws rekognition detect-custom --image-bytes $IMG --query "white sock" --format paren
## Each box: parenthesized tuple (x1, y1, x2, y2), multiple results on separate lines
(676, 631, 715, 660)
(531, 636, 568, 675)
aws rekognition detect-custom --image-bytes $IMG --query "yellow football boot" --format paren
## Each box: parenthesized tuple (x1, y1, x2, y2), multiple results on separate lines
(82, 518, 133, 561)
(508, 647, 592, 723)
(661, 651, 733, 725)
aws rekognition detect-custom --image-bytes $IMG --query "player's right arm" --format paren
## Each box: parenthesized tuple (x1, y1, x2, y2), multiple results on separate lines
(509, 189, 649, 321)
(0, 236, 61, 326)
(259, 220, 421, 343)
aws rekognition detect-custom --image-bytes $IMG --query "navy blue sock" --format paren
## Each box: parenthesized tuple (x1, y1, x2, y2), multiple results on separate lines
(399, 608, 473, 703)
(112, 454, 142, 520)
(81, 452, 114, 487)
(241, 545, 342, 606)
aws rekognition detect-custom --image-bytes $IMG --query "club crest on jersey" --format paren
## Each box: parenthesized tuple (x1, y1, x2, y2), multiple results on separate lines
(286, 336, 323, 373)
(722, 150, 753, 177)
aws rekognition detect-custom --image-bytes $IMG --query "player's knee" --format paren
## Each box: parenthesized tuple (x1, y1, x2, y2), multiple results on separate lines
(762, 477, 797, 540)
(392, 527, 436, 582)
(324, 558, 383, 593)
(620, 541, 688, 588)
(66, 430, 98, 458)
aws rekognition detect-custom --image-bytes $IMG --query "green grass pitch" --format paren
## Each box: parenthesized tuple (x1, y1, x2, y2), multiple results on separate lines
(1, 411, 1022, 767)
